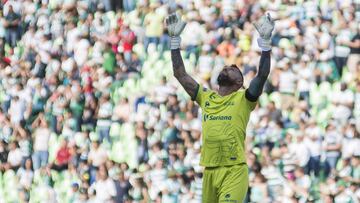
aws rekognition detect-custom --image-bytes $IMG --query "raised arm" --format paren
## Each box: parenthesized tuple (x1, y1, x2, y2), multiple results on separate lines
(166, 13, 199, 100)
(171, 49, 199, 100)
(246, 51, 271, 102)
(245, 13, 275, 102)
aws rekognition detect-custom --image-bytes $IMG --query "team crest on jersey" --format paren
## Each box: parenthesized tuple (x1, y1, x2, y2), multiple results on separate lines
(205, 101, 210, 107)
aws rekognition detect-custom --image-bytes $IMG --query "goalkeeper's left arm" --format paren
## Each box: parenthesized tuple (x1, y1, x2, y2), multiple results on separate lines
(245, 13, 274, 102)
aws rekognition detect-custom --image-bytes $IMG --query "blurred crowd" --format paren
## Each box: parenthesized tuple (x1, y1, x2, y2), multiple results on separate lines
(0, 0, 359, 202)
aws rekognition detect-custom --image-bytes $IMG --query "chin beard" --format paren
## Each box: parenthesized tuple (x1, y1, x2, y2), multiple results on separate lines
(217, 73, 233, 86)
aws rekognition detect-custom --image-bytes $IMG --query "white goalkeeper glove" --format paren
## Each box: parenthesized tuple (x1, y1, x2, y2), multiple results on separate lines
(254, 13, 275, 51)
(165, 13, 186, 50)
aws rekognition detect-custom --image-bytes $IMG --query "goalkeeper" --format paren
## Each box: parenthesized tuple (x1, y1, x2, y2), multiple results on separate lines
(165, 12, 274, 202)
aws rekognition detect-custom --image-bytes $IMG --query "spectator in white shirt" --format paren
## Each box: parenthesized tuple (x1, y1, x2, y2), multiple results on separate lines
(17, 158, 34, 190)
(161, 170, 181, 203)
(181, 12, 206, 60)
(290, 131, 310, 173)
(323, 123, 342, 176)
(7, 141, 22, 170)
(146, 158, 167, 200)
(305, 120, 322, 176)
(8, 95, 26, 126)
(88, 139, 108, 183)
(342, 123, 360, 159)
(31, 113, 51, 170)
(278, 61, 297, 110)
(96, 94, 113, 143)
(289, 167, 311, 202)
(89, 164, 116, 203)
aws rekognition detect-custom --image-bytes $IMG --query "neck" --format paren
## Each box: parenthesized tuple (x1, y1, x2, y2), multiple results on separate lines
(218, 86, 239, 96)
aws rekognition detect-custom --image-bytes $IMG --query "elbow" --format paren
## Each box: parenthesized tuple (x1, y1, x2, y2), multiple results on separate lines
(173, 71, 181, 79)
(257, 66, 270, 79)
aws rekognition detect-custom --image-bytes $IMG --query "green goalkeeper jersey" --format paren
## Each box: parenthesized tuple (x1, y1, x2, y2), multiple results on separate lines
(194, 85, 257, 167)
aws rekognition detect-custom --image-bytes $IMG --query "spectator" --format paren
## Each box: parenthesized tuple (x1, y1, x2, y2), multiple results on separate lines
(129, 174, 150, 203)
(17, 158, 34, 190)
(333, 18, 352, 78)
(346, 23, 360, 74)
(8, 96, 25, 126)
(143, 4, 165, 53)
(89, 164, 116, 202)
(6, 141, 22, 170)
(161, 170, 181, 203)
(290, 131, 310, 173)
(50, 139, 71, 172)
(88, 139, 108, 183)
(305, 119, 322, 176)
(114, 171, 131, 203)
(31, 113, 50, 170)
(278, 60, 297, 110)
(289, 167, 311, 202)
(118, 23, 136, 63)
(96, 94, 113, 143)
(103, 43, 116, 74)
(3, 5, 20, 47)
(250, 173, 270, 202)
(323, 122, 342, 176)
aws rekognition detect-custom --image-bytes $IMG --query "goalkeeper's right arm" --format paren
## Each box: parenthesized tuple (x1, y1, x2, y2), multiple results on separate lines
(166, 13, 199, 100)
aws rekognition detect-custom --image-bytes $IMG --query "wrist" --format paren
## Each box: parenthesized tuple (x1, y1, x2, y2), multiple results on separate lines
(257, 38, 271, 52)
(170, 36, 181, 50)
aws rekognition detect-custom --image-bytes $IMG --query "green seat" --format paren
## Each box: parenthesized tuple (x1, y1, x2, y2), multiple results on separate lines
(89, 131, 99, 142)
(3, 170, 15, 182)
(141, 61, 151, 73)
(163, 51, 171, 62)
(139, 78, 152, 92)
(162, 62, 173, 77)
(319, 81, 331, 96)
(123, 78, 136, 92)
(269, 92, 281, 108)
(148, 51, 160, 63)
(106, 11, 116, 21)
(124, 138, 138, 168)
(341, 67, 352, 82)
(110, 122, 122, 140)
(317, 108, 331, 127)
(3, 170, 17, 202)
(49, 132, 61, 163)
(259, 93, 270, 107)
(110, 141, 126, 163)
(154, 60, 165, 72)
(133, 43, 145, 58)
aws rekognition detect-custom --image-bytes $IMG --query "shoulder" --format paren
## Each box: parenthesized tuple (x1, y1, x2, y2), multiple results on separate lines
(196, 85, 213, 97)
(242, 88, 258, 109)
(235, 88, 246, 95)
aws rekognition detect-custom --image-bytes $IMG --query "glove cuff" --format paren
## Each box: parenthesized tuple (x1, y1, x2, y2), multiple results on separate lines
(170, 36, 181, 50)
(257, 38, 271, 52)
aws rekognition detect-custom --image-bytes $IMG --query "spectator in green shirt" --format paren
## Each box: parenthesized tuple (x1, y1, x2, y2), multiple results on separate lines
(103, 43, 116, 74)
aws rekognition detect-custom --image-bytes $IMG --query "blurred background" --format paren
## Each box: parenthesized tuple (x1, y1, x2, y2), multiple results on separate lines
(0, 0, 359, 202)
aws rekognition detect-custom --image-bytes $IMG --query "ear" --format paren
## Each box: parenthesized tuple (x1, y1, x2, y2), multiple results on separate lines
(235, 79, 243, 87)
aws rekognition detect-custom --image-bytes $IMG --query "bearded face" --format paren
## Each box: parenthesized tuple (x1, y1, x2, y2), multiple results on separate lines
(217, 71, 233, 86)
(217, 65, 243, 87)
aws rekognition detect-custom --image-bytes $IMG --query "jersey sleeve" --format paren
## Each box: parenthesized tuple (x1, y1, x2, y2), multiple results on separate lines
(192, 84, 207, 108)
(246, 99, 258, 111)
(244, 89, 258, 111)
